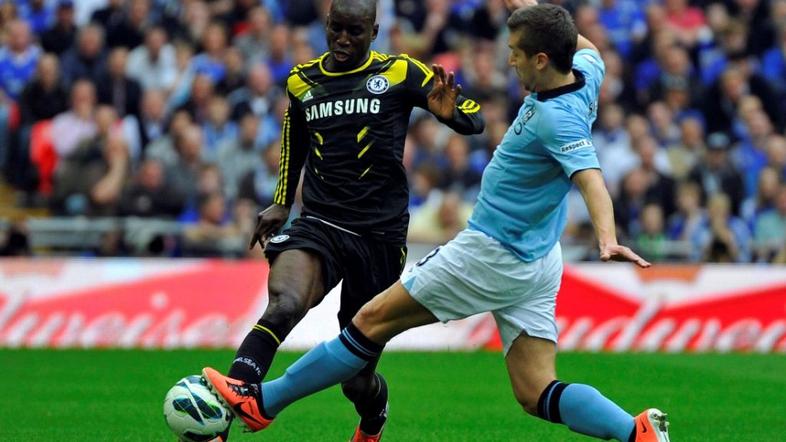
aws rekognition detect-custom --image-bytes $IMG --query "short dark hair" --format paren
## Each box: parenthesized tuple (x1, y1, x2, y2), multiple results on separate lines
(507, 4, 577, 73)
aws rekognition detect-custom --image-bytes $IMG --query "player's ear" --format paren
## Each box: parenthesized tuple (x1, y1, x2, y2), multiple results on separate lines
(371, 23, 379, 41)
(536, 52, 549, 70)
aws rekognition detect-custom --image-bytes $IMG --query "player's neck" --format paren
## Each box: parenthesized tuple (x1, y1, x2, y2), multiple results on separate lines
(536, 70, 576, 94)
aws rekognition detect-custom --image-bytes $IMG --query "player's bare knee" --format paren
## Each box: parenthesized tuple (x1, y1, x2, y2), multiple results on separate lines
(353, 302, 382, 333)
(264, 286, 309, 328)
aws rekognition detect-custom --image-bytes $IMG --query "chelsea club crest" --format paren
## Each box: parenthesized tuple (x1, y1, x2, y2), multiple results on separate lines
(366, 75, 389, 94)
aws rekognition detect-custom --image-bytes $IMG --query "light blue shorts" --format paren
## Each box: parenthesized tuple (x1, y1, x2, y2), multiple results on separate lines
(402, 229, 563, 354)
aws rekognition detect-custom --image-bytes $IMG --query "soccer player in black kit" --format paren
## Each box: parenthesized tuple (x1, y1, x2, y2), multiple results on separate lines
(214, 0, 485, 440)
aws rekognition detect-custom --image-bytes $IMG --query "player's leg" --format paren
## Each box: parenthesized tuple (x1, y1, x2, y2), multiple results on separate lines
(227, 219, 342, 384)
(227, 249, 327, 383)
(498, 243, 668, 442)
(260, 280, 438, 416)
(505, 333, 637, 441)
(338, 243, 405, 441)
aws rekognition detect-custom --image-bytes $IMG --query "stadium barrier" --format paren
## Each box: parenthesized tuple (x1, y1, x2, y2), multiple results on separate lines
(0, 258, 784, 352)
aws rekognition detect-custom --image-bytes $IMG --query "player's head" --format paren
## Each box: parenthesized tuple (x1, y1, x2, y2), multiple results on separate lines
(325, 0, 378, 70)
(506, 4, 577, 88)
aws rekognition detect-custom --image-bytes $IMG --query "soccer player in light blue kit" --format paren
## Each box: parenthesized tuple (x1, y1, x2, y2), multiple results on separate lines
(204, 2, 671, 441)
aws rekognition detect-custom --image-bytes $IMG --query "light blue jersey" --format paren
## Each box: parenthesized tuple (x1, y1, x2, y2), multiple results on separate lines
(469, 49, 605, 262)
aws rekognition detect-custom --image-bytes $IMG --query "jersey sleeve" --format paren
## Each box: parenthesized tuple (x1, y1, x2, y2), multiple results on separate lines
(402, 55, 485, 135)
(272, 89, 310, 206)
(573, 49, 605, 98)
(538, 107, 600, 178)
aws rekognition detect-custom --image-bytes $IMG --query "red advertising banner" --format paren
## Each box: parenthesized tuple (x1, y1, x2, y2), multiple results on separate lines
(0, 259, 784, 352)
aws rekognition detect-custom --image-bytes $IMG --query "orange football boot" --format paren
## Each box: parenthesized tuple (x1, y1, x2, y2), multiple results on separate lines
(349, 426, 384, 442)
(202, 367, 273, 432)
(633, 408, 670, 442)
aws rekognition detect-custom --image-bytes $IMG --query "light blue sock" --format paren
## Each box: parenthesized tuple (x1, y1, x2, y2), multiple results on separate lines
(262, 327, 380, 416)
(556, 383, 635, 441)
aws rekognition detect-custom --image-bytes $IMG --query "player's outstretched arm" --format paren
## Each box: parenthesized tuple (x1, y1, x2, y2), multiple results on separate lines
(504, 0, 598, 52)
(571, 168, 651, 268)
(425, 64, 485, 135)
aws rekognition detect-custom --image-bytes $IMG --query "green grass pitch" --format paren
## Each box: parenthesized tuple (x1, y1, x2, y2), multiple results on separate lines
(2, 350, 785, 441)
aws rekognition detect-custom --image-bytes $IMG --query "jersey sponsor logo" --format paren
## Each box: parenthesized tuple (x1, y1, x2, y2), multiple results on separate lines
(366, 75, 389, 94)
(513, 108, 534, 135)
(559, 138, 592, 153)
(304, 98, 381, 121)
(269, 234, 290, 244)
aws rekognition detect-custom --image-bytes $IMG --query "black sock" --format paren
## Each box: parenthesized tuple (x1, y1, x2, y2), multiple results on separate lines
(344, 373, 388, 435)
(536, 380, 569, 424)
(628, 426, 637, 442)
(227, 320, 284, 383)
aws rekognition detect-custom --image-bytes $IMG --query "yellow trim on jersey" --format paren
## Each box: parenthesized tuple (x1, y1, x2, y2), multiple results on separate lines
(401, 54, 434, 87)
(314, 132, 324, 145)
(359, 165, 372, 179)
(274, 110, 291, 204)
(318, 51, 376, 77)
(458, 99, 481, 114)
(357, 126, 370, 143)
(314, 147, 323, 160)
(287, 74, 312, 100)
(379, 59, 408, 88)
(357, 141, 374, 159)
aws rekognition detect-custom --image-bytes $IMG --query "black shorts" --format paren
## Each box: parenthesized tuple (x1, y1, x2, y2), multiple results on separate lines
(264, 216, 407, 327)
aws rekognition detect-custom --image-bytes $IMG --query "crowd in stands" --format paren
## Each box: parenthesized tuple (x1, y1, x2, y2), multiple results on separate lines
(0, 0, 784, 262)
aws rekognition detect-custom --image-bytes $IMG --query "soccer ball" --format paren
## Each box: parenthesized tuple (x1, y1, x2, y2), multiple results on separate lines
(163, 375, 232, 442)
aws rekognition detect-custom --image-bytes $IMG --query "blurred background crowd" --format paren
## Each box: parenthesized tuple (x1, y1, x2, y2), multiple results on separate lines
(0, 0, 784, 262)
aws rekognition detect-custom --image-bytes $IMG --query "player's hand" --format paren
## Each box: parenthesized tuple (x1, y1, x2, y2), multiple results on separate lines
(249, 204, 291, 250)
(504, 0, 537, 12)
(599, 244, 651, 268)
(427, 64, 460, 121)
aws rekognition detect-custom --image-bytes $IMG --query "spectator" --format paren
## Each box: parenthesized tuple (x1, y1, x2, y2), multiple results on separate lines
(614, 168, 651, 238)
(228, 63, 280, 142)
(664, 0, 706, 48)
(183, 191, 244, 256)
(126, 26, 178, 92)
(597, 0, 646, 58)
(60, 24, 107, 86)
(52, 117, 130, 218)
(741, 166, 782, 228)
(96, 47, 142, 119)
(104, 0, 151, 49)
(19, 0, 54, 35)
(666, 116, 704, 181)
(216, 46, 246, 95)
(687, 132, 745, 216)
(135, 89, 168, 152)
(752, 184, 786, 261)
(191, 22, 228, 84)
(634, 136, 677, 218)
(696, 192, 751, 262)
(636, 204, 668, 262)
(0, 20, 40, 102)
(177, 74, 214, 124)
(169, 124, 205, 209)
(201, 95, 238, 162)
(40, 0, 77, 56)
(234, 6, 272, 62)
(145, 109, 192, 167)
(439, 133, 481, 198)
(667, 180, 706, 243)
(51, 79, 97, 158)
(119, 157, 184, 217)
(19, 53, 68, 126)
(766, 135, 786, 178)
(761, 25, 786, 93)
(408, 191, 473, 244)
(237, 140, 280, 207)
(266, 24, 293, 85)
(217, 113, 263, 201)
